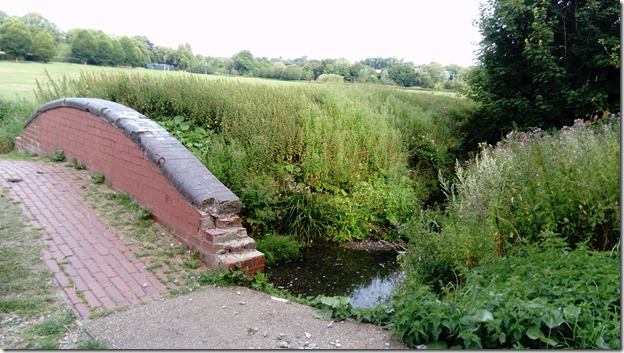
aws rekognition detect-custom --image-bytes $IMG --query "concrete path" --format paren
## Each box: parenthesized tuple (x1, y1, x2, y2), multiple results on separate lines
(0, 159, 407, 349)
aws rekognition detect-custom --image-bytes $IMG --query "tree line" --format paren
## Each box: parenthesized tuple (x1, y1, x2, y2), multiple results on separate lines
(0, 10, 470, 90)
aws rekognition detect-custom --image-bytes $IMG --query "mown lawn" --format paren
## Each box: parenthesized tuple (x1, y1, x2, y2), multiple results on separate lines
(0, 61, 303, 101)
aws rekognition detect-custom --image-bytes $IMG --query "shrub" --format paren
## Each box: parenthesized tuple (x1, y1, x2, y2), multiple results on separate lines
(400, 116, 621, 290)
(390, 243, 621, 349)
(316, 74, 345, 83)
(0, 98, 36, 154)
(255, 233, 302, 266)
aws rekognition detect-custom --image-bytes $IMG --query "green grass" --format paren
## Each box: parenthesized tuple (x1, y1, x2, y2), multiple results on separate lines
(0, 60, 304, 101)
(0, 186, 78, 348)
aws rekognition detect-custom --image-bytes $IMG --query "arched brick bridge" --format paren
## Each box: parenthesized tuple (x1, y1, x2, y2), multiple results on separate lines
(15, 98, 264, 274)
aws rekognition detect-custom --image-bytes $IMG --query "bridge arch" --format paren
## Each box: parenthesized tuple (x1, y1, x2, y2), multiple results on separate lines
(16, 97, 264, 274)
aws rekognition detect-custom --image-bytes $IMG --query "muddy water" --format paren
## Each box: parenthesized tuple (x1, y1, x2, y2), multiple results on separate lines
(265, 243, 402, 308)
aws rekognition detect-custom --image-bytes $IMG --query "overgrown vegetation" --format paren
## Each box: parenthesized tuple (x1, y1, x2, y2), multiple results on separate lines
(254, 234, 303, 266)
(35, 72, 473, 244)
(392, 117, 620, 348)
(0, 186, 100, 349)
(0, 98, 36, 153)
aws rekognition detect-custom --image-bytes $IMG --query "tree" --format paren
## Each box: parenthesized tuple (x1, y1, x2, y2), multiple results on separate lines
(388, 63, 417, 87)
(132, 35, 152, 63)
(232, 50, 257, 76)
(361, 57, 401, 70)
(32, 29, 56, 62)
(173, 42, 194, 70)
(151, 45, 175, 64)
(95, 33, 113, 65)
(466, 0, 621, 146)
(0, 11, 8, 26)
(119, 36, 144, 67)
(415, 62, 446, 89)
(0, 19, 33, 60)
(71, 29, 97, 64)
(304, 59, 323, 80)
(110, 39, 125, 66)
(21, 12, 63, 44)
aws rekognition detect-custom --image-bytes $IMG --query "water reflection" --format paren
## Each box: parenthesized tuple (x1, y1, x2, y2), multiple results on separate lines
(265, 243, 402, 308)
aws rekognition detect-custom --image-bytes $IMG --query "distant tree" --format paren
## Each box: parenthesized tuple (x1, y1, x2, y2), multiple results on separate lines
(119, 36, 143, 67)
(21, 12, 63, 44)
(132, 35, 152, 63)
(388, 62, 417, 87)
(95, 33, 113, 65)
(316, 73, 345, 83)
(0, 19, 33, 61)
(174, 42, 194, 70)
(349, 62, 376, 83)
(232, 50, 257, 76)
(70, 29, 97, 64)
(151, 45, 175, 64)
(333, 59, 353, 81)
(282, 65, 304, 80)
(361, 57, 401, 70)
(110, 39, 125, 66)
(467, 0, 621, 146)
(415, 62, 446, 89)
(0, 11, 8, 26)
(32, 29, 56, 62)
(304, 59, 323, 80)
(292, 56, 308, 67)
(444, 65, 472, 92)
(379, 69, 394, 85)
(189, 55, 215, 74)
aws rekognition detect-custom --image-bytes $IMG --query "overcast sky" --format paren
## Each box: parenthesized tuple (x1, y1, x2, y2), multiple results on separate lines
(1, 0, 484, 67)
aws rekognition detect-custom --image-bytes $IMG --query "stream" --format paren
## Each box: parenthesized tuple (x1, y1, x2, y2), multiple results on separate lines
(265, 243, 403, 308)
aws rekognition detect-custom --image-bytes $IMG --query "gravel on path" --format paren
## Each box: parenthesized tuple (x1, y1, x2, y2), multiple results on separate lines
(84, 285, 408, 350)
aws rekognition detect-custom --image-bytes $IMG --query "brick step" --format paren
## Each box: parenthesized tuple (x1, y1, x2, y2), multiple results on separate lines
(215, 237, 257, 254)
(217, 250, 265, 274)
(204, 227, 248, 243)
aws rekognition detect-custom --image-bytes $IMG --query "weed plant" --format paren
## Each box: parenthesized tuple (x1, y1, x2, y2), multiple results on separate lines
(390, 242, 620, 349)
(401, 116, 620, 290)
(0, 98, 36, 153)
(393, 117, 621, 348)
(254, 234, 302, 266)
(35, 72, 472, 243)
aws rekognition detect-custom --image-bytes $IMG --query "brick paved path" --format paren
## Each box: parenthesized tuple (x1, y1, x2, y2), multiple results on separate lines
(0, 160, 167, 318)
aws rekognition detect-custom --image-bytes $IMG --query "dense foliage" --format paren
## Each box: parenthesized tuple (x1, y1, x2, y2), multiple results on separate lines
(393, 117, 620, 348)
(391, 243, 620, 349)
(36, 72, 473, 243)
(0, 98, 37, 153)
(465, 0, 620, 147)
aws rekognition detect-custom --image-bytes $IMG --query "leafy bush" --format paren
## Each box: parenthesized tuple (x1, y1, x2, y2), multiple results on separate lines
(390, 243, 621, 349)
(316, 74, 345, 83)
(0, 98, 36, 154)
(400, 116, 621, 290)
(255, 234, 302, 266)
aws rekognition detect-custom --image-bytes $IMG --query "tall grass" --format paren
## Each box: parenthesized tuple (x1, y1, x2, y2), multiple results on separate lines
(400, 116, 620, 290)
(35, 72, 473, 243)
(0, 98, 37, 153)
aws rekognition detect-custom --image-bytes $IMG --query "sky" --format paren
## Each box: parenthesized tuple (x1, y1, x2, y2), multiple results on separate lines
(1, 0, 484, 67)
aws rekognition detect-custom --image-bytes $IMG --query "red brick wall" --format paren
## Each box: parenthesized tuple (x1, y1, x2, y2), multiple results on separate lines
(17, 107, 205, 247)
(16, 99, 264, 274)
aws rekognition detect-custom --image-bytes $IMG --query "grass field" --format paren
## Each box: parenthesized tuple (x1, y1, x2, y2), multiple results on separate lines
(0, 61, 303, 101)
(0, 60, 461, 102)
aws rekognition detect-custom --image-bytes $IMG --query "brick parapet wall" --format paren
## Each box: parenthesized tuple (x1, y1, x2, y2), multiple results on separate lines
(15, 98, 264, 274)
